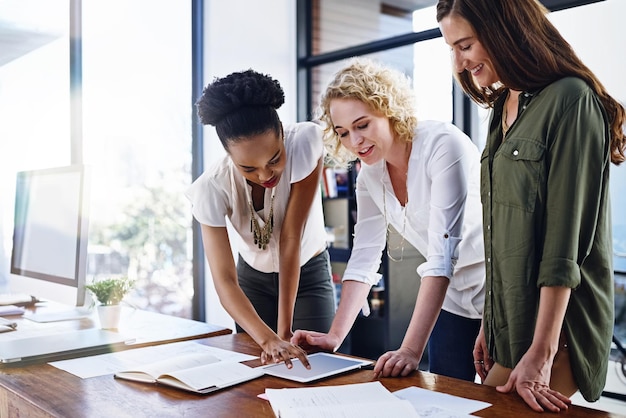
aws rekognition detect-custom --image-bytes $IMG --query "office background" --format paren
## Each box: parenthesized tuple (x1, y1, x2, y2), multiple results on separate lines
(0, 0, 624, 342)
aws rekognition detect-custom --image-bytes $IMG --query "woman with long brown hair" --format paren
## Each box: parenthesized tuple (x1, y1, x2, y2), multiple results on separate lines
(438, 0, 626, 412)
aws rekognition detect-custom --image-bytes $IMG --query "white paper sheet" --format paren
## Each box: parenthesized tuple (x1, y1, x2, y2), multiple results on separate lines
(265, 381, 419, 418)
(49, 340, 257, 378)
(393, 386, 491, 415)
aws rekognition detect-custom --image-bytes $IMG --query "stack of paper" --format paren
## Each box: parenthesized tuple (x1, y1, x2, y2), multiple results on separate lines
(264, 382, 491, 418)
(265, 381, 419, 418)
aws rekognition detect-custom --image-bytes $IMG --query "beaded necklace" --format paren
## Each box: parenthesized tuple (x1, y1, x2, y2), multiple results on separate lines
(246, 186, 275, 250)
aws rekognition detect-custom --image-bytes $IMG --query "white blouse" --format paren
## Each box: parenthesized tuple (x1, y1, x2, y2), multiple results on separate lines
(344, 120, 485, 319)
(186, 122, 327, 273)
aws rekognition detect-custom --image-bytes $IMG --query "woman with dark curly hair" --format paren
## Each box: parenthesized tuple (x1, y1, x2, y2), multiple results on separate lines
(186, 69, 335, 368)
(438, 0, 626, 412)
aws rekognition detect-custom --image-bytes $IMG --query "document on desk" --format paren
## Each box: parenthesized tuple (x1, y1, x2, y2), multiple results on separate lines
(393, 386, 491, 416)
(49, 340, 257, 379)
(265, 381, 420, 418)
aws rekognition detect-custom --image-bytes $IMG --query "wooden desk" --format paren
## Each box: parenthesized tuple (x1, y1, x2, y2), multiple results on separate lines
(0, 333, 621, 418)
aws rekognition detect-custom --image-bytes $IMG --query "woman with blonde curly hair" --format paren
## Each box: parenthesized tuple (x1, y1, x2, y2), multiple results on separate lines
(292, 57, 486, 381)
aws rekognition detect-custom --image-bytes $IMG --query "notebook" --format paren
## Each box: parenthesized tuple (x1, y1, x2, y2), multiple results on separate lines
(0, 328, 130, 364)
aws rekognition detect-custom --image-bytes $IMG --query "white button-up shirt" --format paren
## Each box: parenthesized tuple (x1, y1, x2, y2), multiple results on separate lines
(344, 120, 485, 319)
(186, 122, 327, 273)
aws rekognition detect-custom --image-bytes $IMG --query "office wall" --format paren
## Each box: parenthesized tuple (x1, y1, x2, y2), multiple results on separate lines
(201, 0, 297, 330)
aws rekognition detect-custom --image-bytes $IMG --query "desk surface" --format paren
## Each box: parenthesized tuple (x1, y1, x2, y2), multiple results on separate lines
(0, 305, 231, 363)
(0, 333, 622, 418)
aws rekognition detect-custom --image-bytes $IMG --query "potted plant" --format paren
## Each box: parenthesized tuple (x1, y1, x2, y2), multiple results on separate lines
(85, 277, 135, 329)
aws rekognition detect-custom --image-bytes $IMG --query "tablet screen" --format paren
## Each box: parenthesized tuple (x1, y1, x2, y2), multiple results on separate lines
(262, 352, 373, 383)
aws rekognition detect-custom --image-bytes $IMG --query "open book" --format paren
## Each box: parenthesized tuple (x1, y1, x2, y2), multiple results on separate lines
(114, 351, 264, 394)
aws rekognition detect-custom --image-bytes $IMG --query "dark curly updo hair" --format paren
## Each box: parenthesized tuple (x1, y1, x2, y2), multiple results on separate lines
(196, 69, 285, 150)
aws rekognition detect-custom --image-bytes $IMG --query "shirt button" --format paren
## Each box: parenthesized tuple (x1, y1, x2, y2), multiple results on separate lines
(513, 150, 519, 156)
(443, 233, 449, 238)
(487, 257, 491, 263)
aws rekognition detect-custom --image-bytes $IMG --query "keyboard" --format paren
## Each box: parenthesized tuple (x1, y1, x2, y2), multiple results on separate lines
(0, 293, 39, 307)
(24, 309, 91, 323)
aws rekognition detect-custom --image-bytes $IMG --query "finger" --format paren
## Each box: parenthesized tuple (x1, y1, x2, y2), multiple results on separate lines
(390, 359, 410, 377)
(273, 348, 292, 368)
(289, 332, 302, 345)
(305, 333, 324, 346)
(381, 356, 402, 377)
(551, 389, 572, 405)
(484, 356, 494, 372)
(517, 388, 545, 413)
(532, 388, 568, 413)
(373, 353, 391, 375)
(283, 356, 293, 369)
(495, 378, 515, 394)
(474, 362, 487, 381)
(541, 389, 570, 411)
(261, 351, 269, 364)
(293, 347, 311, 369)
(399, 362, 416, 377)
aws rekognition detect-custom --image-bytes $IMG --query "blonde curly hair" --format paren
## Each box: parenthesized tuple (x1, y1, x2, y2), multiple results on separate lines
(316, 57, 418, 166)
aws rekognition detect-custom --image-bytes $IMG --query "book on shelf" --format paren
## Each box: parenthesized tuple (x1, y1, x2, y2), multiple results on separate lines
(114, 351, 264, 394)
(322, 166, 352, 199)
(323, 167, 337, 198)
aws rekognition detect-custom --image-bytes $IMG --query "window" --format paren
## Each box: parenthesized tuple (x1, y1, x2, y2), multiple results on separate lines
(81, 1, 194, 317)
(0, 0, 71, 292)
(0, 1, 194, 319)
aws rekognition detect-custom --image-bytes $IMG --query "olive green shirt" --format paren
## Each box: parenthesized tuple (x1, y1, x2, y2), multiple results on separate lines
(481, 77, 614, 402)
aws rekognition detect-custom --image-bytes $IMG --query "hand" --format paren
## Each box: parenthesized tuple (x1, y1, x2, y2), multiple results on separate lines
(496, 351, 571, 412)
(291, 329, 340, 352)
(373, 347, 421, 378)
(260, 336, 310, 370)
(472, 324, 493, 381)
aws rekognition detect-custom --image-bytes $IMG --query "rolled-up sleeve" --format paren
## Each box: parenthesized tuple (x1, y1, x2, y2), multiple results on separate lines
(416, 130, 469, 279)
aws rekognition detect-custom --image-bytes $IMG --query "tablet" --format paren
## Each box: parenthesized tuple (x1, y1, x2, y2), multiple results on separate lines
(262, 352, 373, 383)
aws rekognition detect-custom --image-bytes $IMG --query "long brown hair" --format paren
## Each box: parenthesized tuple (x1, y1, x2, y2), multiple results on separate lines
(436, 0, 626, 165)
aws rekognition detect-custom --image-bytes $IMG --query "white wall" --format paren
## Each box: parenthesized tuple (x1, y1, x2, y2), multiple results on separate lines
(201, 0, 297, 330)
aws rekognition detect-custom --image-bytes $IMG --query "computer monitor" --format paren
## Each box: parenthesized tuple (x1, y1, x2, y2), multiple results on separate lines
(9, 164, 90, 308)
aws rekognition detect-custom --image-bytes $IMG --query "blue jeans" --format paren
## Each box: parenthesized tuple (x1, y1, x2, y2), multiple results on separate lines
(236, 250, 336, 334)
(428, 309, 481, 382)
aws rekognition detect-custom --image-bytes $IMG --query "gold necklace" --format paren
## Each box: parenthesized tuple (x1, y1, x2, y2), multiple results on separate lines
(502, 104, 510, 137)
(382, 163, 408, 262)
(247, 187, 275, 250)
